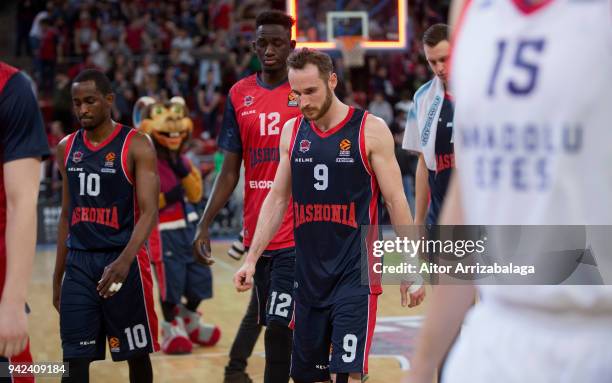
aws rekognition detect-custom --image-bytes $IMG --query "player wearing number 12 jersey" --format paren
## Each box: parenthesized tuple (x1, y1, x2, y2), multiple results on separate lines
(53, 70, 159, 382)
(193, 11, 299, 383)
(234, 49, 425, 383)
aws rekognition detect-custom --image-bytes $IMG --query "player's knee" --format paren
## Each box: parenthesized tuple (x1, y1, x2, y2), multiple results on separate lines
(127, 354, 152, 383)
(264, 321, 293, 362)
(61, 358, 91, 383)
(330, 372, 361, 383)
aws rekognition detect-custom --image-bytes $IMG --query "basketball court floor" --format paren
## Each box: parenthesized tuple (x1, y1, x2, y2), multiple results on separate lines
(28, 241, 427, 382)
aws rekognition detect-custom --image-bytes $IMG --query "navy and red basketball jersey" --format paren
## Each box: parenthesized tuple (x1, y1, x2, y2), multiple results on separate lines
(0, 62, 49, 299)
(63, 124, 138, 251)
(218, 74, 300, 250)
(290, 107, 382, 307)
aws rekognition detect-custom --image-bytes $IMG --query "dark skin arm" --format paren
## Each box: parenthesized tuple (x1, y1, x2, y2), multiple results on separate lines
(97, 133, 159, 298)
(192, 150, 242, 265)
(52, 138, 71, 312)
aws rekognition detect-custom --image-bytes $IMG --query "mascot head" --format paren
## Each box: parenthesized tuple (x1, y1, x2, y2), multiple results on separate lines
(133, 96, 193, 152)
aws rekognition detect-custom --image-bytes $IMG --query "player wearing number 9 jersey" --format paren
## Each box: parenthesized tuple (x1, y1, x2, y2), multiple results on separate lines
(52, 69, 159, 382)
(234, 48, 425, 383)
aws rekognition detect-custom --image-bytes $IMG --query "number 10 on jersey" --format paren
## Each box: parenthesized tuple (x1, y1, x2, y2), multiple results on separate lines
(78, 172, 100, 196)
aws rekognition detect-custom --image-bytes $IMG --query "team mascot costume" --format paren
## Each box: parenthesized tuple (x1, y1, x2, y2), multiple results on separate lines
(133, 96, 220, 354)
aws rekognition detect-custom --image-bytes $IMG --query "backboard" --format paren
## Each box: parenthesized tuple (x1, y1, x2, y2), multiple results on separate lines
(286, 0, 407, 50)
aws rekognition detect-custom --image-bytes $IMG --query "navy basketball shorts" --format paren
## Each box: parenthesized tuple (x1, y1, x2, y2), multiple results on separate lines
(60, 249, 159, 361)
(153, 228, 213, 305)
(252, 248, 296, 327)
(290, 294, 378, 381)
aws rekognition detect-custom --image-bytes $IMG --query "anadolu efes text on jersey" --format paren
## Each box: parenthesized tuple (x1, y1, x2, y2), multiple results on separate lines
(451, 0, 612, 225)
(63, 124, 139, 251)
(289, 107, 383, 307)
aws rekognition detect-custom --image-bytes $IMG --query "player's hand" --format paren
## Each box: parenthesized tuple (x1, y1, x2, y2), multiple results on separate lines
(52, 274, 62, 313)
(193, 226, 215, 266)
(97, 257, 131, 299)
(0, 301, 28, 357)
(233, 260, 256, 292)
(400, 279, 426, 308)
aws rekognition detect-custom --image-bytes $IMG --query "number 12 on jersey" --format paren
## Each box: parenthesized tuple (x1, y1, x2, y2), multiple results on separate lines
(259, 112, 280, 136)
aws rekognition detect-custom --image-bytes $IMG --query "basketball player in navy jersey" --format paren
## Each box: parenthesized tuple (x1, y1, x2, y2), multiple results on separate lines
(0, 61, 49, 381)
(52, 69, 160, 382)
(403, 24, 455, 227)
(234, 48, 425, 383)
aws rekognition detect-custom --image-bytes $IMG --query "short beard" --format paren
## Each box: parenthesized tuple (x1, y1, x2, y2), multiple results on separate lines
(311, 86, 333, 121)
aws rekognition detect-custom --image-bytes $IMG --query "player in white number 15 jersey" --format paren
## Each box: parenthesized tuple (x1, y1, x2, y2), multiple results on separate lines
(406, 1, 612, 382)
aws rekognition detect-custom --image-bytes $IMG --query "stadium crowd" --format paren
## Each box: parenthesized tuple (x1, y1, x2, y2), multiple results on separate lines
(15, 0, 450, 222)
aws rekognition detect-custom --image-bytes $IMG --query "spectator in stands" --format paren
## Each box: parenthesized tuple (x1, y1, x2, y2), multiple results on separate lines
(134, 54, 161, 89)
(124, 16, 145, 54)
(89, 40, 111, 73)
(368, 91, 394, 126)
(51, 73, 72, 128)
(73, 10, 97, 57)
(38, 18, 61, 93)
(197, 69, 222, 137)
(171, 26, 195, 66)
(45, 120, 66, 199)
(15, 0, 37, 57)
(17, 0, 451, 218)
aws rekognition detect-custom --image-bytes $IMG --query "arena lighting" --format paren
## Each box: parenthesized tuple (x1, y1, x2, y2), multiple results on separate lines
(287, 0, 407, 50)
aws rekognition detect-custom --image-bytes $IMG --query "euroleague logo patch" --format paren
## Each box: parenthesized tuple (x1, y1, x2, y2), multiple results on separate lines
(244, 95, 254, 107)
(102, 151, 117, 173)
(288, 92, 298, 107)
(339, 138, 351, 151)
(336, 138, 353, 163)
(72, 151, 83, 163)
(105, 152, 116, 167)
(109, 337, 121, 352)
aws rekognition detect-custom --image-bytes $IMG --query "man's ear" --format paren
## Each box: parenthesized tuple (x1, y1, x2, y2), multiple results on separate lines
(329, 73, 338, 90)
(106, 92, 115, 106)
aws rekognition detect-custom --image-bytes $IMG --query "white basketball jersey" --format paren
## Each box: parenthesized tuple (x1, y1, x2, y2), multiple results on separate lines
(452, 0, 612, 310)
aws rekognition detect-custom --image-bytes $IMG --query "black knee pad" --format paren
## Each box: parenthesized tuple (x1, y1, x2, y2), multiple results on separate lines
(62, 358, 91, 383)
(264, 321, 293, 382)
(335, 373, 349, 383)
(264, 321, 293, 361)
(128, 354, 152, 383)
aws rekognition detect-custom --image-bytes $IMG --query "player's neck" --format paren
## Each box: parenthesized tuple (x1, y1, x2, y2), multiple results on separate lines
(84, 120, 116, 146)
(312, 98, 349, 132)
(259, 69, 288, 88)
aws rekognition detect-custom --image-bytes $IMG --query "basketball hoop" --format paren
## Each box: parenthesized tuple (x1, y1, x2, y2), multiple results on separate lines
(337, 36, 365, 68)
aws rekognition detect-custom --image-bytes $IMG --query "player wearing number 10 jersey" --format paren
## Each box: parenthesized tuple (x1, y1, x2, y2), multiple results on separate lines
(53, 70, 159, 382)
